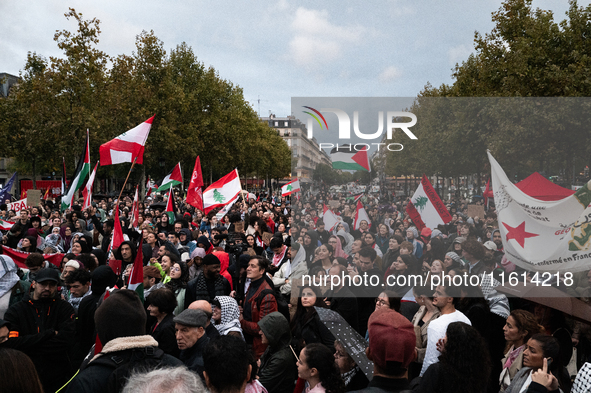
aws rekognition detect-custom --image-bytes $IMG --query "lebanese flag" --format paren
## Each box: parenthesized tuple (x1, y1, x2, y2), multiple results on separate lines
(0, 219, 15, 231)
(82, 161, 99, 210)
(203, 169, 242, 215)
(2, 246, 63, 269)
(157, 163, 182, 192)
(407, 174, 452, 231)
(100, 115, 154, 165)
(108, 207, 125, 256)
(130, 185, 140, 228)
(323, 204, 339, 231)
(146, 176, 157, 198)
(187, 156, 204, 210)
(281, 179, 300, 196)
(215, 194, 239, 220)
(353, 200, 371, 230)
(127, 240, 144, 303)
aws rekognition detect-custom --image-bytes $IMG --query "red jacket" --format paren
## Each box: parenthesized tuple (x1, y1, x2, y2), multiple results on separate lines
(240, 278, 278, 359)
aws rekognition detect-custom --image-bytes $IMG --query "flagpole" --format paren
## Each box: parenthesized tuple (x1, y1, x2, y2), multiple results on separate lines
(117, 157, 138, 203)
(237, 168, 247, 206)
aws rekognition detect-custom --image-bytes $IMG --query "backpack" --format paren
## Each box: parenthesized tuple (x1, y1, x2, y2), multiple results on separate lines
(256, 288, 290, 322)
(85, 346, 166, 393)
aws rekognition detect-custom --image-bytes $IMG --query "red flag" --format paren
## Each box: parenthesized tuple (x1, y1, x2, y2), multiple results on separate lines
(108, 207, 125, 255)
(130, 185, 140, 228)
(100, 115, 154, 165)
(483, 178, 491, 208)
(186, 156, 204, 210)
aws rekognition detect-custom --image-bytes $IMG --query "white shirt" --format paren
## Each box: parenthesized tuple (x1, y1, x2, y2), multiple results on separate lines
(420, 309, 471, 376)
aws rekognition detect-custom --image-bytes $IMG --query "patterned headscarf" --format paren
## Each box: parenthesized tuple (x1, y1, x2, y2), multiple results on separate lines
(0, 255, 20, 298)
(214, 295, 243, 338)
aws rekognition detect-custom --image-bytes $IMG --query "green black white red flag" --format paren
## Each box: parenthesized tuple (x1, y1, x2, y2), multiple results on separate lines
(61, 130, 91, 211)
(157, 163, 182, 192)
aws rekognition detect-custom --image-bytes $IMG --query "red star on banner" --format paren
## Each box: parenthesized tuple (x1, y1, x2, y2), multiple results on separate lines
(502, 221, 539, 248)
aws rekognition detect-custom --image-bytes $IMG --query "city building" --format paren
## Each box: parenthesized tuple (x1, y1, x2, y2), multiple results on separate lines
(260, 114, 331, 183)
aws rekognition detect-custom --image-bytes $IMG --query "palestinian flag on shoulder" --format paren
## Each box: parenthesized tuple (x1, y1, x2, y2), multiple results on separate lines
(157, 163, 182, 192)
(331, 145, 371, 172)
(61, 130, 91, 211)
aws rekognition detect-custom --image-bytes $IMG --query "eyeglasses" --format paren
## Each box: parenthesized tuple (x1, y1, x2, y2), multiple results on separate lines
(375, 298, 389, 307)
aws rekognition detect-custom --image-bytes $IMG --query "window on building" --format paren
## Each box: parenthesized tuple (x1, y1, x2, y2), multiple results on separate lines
(284, 121, 289, 127)
(274, 121, 279, 126)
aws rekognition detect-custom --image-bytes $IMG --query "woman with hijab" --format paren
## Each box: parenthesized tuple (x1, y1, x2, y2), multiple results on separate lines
(43, 232, 64, 253)
(327, 235, 348, 259)
(196, 235, 214, 255)
(156, 212, 173, 234)
(212, 295, 244, 338)
(334, 222, 354, 255)
(164, 260, 189, 315)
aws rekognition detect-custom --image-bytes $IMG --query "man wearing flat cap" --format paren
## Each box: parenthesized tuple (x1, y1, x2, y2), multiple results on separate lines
(3, 268, 76, 393)
(350, 308, 416, 393)
(175, 308, 210, 380)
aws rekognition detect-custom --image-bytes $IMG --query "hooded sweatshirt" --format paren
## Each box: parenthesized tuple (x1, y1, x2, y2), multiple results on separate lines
(258, 312, 298, 393)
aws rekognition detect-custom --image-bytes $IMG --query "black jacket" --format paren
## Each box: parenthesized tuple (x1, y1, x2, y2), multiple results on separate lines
(150, 313, 179, 358)
(4, 292, 76, 393)
(350, 375, 411, 393)
(291, 310, 335, 353)
(65, 344, 183, 393)
(325, 285, 359, 332)
(258, 312, 298, 393)
(180, 334, 210, 379)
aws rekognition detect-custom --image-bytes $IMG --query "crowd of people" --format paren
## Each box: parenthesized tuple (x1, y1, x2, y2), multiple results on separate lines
(0, 189, 590, 393)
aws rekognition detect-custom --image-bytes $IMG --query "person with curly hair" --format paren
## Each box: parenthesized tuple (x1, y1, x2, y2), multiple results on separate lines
(296, 343, 345, 393)
(417, 322, 491, 393)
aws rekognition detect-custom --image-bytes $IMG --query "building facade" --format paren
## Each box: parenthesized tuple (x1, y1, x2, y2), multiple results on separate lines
(260, 114, 331, 182)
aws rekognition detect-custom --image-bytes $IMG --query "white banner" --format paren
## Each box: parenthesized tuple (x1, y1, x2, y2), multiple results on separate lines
(489, 151, 591, 272)
(7, 198, 28, 213)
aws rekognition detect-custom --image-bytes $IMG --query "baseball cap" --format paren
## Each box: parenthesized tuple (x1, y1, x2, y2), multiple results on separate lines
(34, 268, 60, 283)
(483, 241, 497, 251)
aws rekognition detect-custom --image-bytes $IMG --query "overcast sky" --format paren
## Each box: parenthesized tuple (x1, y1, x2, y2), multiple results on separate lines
(2, 1, 587, 117)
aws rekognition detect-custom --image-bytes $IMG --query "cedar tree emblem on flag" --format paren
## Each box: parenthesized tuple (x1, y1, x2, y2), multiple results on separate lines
(213, 189, 225, 204)
(414, 195, 428, 212)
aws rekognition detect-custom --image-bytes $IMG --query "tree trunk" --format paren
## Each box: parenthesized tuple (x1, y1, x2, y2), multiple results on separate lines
(32, 157, 37, 190)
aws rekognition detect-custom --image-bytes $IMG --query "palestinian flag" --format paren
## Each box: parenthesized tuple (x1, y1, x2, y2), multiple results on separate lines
(281, 179, 300, 196)
(157, 163, 182, 192)
(127, 240, 144, 303)
(146, 176, 157, 198)
(203, 169, 242, 214)
(330, 145, 371, 172)
(165, 188, 177, 224)
(0, 219, 15, 231)
(61, 130, 91, 211)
